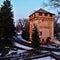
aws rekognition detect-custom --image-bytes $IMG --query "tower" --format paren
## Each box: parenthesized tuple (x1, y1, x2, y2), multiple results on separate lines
(29, 8, 55, 43)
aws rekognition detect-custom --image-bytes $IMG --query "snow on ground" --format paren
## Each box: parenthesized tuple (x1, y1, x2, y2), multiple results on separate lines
(17, 35, 31, 43)
(52, 51, 60, 55)
(13, 41, 33, 50)
(33, 56, 55, 60)
(13, 35, 31, 44)
(13, 35, 33, 50)
(54, 40, 60, 45)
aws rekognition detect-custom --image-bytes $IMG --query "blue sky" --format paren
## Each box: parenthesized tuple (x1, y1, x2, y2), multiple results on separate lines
(11, 0, 48, 20)
(0, 0, 59, 23)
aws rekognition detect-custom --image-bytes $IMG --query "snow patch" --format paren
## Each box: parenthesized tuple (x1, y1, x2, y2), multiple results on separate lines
(14, 42, 33, 50)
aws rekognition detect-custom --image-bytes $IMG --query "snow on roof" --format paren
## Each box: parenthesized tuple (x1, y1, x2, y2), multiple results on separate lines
(29, 8, 55, 17)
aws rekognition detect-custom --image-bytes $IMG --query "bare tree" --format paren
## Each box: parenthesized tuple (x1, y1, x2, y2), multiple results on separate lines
(16, 19, 23, 32)
(16, 19, 30, 40)
(42, 0, 60, 23)
(54, 11, 60, 38)
(43, 0, 60, 8)
(16, 19, 29, 31)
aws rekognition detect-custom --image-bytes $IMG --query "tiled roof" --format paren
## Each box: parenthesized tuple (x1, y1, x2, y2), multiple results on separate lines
(29, 8, 55, 17)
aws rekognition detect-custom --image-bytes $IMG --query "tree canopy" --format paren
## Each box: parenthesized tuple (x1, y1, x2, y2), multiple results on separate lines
(43, 0, 60, 8)
(0, 0, 15, 38)
(31, 24, 40, 48)
(0, 0, 16, 55)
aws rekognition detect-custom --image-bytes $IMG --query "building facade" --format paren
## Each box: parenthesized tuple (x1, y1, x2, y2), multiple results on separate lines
(29, 8, 55, 43)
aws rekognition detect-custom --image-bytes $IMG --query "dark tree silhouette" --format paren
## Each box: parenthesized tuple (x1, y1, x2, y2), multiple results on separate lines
(22, 19, 29, 41)
(0, 0, 16, 55)
(0, 0, 15, 39)
(22, 28, 29, 41)
(46, 37, 51, 44)
(31, 25, 40, 48)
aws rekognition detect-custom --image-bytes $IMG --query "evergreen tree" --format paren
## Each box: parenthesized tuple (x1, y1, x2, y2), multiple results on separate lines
(0, 0, 15, 39)
(0, 0, 16, 55)
(22, 28, 29, 41)
(22, 21, 29, 41)
(31, 25, 40, 48)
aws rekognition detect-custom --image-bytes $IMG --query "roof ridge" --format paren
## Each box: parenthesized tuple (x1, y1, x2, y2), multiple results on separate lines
(29, 8, 55, 17)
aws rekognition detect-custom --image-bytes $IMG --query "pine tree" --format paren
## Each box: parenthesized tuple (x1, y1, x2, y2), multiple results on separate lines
(0, 0, 16, 54)
(31, 25, 40, 48)
(0, 0, 15, 39)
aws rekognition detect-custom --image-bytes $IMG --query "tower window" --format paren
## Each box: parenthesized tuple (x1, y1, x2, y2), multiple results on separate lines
(50, 14, 52, 17)
(45, 13, 48, 16)
(34, 13, 35, 16)
(39, 12, 42, 16)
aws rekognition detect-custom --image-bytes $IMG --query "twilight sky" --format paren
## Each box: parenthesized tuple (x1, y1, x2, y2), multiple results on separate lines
(0, 0, 60, 23)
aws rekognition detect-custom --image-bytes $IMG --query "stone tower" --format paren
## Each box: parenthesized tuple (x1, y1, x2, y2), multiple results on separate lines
(29, 8, 55, 43)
